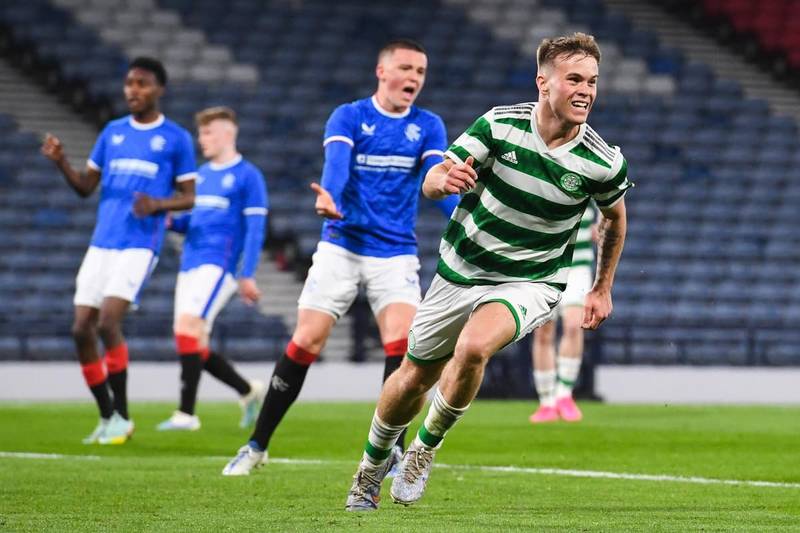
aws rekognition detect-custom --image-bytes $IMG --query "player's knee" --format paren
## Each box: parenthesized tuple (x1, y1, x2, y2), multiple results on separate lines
(71, 319, 94, 345)
(290, 331, 326, 355)
(534, 322, 556, 346)
(453, 335, 493, 367)
(562, 321, 583, 341)
(96, 316, 121, 343)
(174, 314, 205, 340)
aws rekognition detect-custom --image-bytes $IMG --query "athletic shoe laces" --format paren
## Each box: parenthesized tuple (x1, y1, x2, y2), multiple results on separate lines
(403, 447, 434, 484)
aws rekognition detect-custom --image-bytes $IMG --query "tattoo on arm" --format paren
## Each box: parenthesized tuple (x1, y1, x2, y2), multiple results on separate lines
(594, 215, 626, 289)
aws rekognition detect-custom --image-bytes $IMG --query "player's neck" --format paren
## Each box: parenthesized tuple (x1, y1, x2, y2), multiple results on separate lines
(372, 93, 409, 117)
(534, 103, 580, 150)
(210, 148, 240, 167)
(131, 109, 162, 124)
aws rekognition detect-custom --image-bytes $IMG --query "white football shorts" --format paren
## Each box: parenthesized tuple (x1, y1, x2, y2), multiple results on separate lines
(558, 264, 594, 312)
(173, 264, 238, 333)
(406, 274, 562, 364)
(73, 246, 157, 308)
(297, 242, 421, 319)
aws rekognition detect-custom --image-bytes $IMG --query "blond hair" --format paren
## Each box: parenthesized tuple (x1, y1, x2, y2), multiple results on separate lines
(195, 106, 237, 127)
(537, 32, 601, 70)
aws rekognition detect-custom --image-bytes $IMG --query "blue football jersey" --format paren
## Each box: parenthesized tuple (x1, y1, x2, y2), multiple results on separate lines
(321, 96, 447, 257)
(88, 114, 197, 252)
(180, 155, 268, 275)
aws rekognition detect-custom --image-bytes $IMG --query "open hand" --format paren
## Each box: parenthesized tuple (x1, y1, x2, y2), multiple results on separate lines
(310, 182, 343, 219)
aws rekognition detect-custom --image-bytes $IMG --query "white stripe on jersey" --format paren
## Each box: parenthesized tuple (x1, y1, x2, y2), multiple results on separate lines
(109, 158, 159, 178)
(195, 195, 230, 209)
(323, 135, 354, 147)
(176, 172, 197, 182)
(422, 149, 444, 160)
(243, 207, 268, 216)
(355, 154, 416, 168)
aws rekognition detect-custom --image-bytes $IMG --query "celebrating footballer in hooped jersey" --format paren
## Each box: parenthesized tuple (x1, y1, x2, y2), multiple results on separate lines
(222, 38, 459, 476)
(40, 57, 197, 445)
(345, 33, 632, 511)
(157, 106, 268, 432)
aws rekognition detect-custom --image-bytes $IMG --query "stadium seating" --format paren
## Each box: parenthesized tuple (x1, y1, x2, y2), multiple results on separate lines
(0, 0, 799, 366)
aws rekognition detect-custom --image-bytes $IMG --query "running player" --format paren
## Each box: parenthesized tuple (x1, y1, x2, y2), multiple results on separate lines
(222, 38, 458, 475)
(344, 33, 631, 510)
(156, 106, 268, 432)
(530, 204, 597, 423)
(40, 57, 196, 444)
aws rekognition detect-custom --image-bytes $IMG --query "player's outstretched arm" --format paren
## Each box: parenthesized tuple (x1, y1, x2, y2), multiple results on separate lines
(422, 156, 477, 200)
(582, 198, 627, 330)
(133, 179, 195, 217)
(40, 133, 100, 198)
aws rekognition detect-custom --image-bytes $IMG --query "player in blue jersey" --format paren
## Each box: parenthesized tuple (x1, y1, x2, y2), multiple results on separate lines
(156, 106, 268, 432)
(222, 39, 458, 475)
(40, 57, 196, 445)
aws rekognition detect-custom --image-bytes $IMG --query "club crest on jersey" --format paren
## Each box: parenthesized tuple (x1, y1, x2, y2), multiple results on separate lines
(111, 134, 125, 145)
(361, 122, 376, 136)
(222, 173, 235, 189)
(560, 172, 582, 192)
(405, 123, 421, 142)
(150, 135, 166, 152)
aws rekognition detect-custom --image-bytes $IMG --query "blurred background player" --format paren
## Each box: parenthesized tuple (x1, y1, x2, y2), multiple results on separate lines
(345, 33, 631, 511)
(222, 38, 458, 475)
(157, 106, 268, 432)
(530, 204, 598, 423)
(40, 57, 196, 444)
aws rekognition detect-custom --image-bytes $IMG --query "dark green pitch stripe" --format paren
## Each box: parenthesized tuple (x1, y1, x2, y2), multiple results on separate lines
(485, 169, 589, 221)
(459, 193, 575, 251)
(442, 219, 575, 280)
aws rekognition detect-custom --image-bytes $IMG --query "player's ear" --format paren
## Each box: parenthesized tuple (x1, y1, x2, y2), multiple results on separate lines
(375, 62, 385, 81)
(536, 72, 548, 97)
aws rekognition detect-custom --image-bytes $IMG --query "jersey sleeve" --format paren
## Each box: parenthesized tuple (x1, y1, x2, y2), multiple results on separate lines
(87, 126, 108, 171)
(322, 104, 357, 148)
(239, 167, 268, 278)
(444, 109, 494, 168)
(590, 149, 632, 208)
(173, 129, 198, 183)
(421, 114, 447, 162)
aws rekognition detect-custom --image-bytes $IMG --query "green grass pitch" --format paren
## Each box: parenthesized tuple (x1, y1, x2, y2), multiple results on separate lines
(1, 401, 799, 531)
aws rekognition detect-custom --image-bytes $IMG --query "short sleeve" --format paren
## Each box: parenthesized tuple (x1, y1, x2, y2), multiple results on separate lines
(444, 109, 494, 168)
(87, 126, 108, 171)
(173, 129, 197, 183)
(421, 114, 447, 162)
(591, 150, 632, 208)
(323, 104, 357, 148)
(242, 166, 268, 216)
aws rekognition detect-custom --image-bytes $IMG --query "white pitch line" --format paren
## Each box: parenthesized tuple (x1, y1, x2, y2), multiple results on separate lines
(2, 451, 799, 489)
(0, 451, 101, 461)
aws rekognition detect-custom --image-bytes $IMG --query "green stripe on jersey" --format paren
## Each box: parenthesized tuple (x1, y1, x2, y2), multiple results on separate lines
(570, 142, 612, 169)
(442, 219, 574, 280)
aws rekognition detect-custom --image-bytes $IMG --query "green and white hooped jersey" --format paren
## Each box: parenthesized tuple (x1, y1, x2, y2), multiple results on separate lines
(440, 102, 631, 289)
(572, 205, 597, 268)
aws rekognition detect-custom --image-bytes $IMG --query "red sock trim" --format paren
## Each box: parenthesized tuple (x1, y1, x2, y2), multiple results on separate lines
(105, 343, 129, 374)
(286, 340, 318, 366)
(200, 347, 210, 361)
(175, 334, 202, 355)
(383, 338, 408, 358)
(81, 359, 107, 387)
